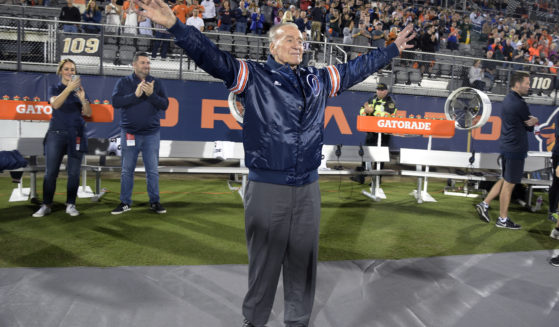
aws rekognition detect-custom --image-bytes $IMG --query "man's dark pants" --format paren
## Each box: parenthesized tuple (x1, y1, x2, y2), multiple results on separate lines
(243, 180, 321, 327)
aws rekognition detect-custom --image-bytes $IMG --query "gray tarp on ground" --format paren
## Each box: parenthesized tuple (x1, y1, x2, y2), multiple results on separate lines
(1, 250, 559, 327)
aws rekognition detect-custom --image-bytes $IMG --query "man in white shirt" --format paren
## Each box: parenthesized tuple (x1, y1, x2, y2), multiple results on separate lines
(201, 0, 216, 25)
(186, 8, 205, 31)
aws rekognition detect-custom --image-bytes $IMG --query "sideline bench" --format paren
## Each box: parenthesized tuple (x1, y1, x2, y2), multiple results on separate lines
(399, 148, 551, 204)
(0, 120, 48, 202)
(0, 124, 395, 202)
(86, 141, 395, 201)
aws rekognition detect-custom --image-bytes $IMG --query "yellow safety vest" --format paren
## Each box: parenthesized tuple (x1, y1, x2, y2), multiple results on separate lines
(359, 97, 397, 117)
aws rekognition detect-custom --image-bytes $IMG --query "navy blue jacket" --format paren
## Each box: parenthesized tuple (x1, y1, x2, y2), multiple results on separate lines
(169, 21, 399, 186)
(234, 7, 248, 24)
(48, 82, 88, 131)
(0, 150, 27, 172)
(500, 90, 533, 156)
(48, 82, 89, 153)
(112, 73, 169, 135)
(294, 18, 311, 33)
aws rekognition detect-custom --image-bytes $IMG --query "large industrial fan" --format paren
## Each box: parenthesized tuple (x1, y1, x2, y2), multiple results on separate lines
(444, 87, 492, 131)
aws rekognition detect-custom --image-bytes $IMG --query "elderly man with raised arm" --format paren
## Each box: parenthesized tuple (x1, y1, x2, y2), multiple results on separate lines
(134, 1, 415, 325)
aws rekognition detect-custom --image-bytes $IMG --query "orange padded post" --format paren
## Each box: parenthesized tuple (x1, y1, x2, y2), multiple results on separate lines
(357, 116, 456, 137)
(0, 100, 114, 122)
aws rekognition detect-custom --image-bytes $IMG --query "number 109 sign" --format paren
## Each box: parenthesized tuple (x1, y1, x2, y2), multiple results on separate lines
(59, 35, 100, 56)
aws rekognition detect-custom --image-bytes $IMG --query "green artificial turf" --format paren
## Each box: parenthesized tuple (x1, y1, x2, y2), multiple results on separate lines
(0, 174, 557, 268)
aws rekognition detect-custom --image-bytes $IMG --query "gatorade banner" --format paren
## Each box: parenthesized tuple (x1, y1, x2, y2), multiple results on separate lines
(0, 100, 113, 122)
(357, 116, 456, 137)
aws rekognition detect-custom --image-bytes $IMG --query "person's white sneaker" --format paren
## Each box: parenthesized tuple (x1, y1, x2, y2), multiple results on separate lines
(550, 228, 559, 240)
(32, 204, 51, 217)
(66, 204, 79, 217)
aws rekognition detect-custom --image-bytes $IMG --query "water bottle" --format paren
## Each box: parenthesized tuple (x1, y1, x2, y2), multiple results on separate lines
(530, 195, 543, 212)
(534, 195, 543, 212)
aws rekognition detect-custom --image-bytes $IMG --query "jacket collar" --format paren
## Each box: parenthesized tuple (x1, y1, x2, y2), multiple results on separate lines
(266, 55, 299, 72)
(510, 90, 524, 99)
(131, 72, 152, 82)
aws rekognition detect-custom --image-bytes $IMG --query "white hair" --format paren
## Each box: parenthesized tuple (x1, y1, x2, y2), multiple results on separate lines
(268, 22, 300, 44)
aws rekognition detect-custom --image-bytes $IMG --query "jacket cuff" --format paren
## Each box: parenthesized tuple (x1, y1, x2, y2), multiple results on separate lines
(168, 19, 187, 36)
(386, 43, 400, 60)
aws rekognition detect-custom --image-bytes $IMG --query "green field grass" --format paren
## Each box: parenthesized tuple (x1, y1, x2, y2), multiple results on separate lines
(0, 174, 557, 268)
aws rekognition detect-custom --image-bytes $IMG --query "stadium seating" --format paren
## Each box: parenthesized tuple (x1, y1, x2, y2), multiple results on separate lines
(233, 32, 248, 59)
(136, 37, 151, 53)
(0, 2, 556, 98)
(118, 45, 136, 65)
(102, 44, 118, 64)
(219, 34, 233, 52)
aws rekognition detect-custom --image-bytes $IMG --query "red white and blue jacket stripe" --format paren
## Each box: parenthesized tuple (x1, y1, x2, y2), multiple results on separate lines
(169, 20, 399, 186)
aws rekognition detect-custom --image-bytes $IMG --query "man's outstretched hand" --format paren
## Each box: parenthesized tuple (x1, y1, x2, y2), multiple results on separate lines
(393, 24, 416, 53)
(134, 0, 177, 29)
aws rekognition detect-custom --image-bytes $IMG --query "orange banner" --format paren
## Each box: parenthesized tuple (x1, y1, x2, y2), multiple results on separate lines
(0, 100, 114, 123)
(357, 116, 455, 137)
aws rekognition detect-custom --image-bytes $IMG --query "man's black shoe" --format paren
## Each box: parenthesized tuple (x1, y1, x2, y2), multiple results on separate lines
(241, 318, 255, 327)
(111, 202, 131, 215)
(550, 256, 559, 267)
(495, 218, 521, 230)
(150, 202, 167, 214)
(350, 174, 365, 184)
(475, 201, 490, 223)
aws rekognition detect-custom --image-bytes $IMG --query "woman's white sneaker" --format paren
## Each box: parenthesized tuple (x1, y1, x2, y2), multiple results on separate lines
(66, 204, 80, 216)
(32, 204, 51, 217)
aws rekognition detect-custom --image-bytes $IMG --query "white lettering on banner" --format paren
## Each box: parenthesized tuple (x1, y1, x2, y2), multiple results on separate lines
(376, 119, 433, 130)
(15, 104, 52, 115)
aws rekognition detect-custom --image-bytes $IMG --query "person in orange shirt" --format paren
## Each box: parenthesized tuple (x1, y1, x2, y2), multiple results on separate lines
(540, 29, 553, 46)
(186, 0, 205, 18)
(550, 58, 559, 74)
(525, 34, 537, 48)
(385, 27, 398, 47)
(173, 0, 188, 24)
(121, 0, 139, 22)
(528, 41, 541, 62)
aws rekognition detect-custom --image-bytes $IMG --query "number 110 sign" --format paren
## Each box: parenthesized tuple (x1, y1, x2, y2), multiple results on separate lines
(531, 74, 556, 92)
(59, 36, 100, 56)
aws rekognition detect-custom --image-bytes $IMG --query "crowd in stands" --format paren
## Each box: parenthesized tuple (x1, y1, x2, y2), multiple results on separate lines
(4, 0, 559, 77)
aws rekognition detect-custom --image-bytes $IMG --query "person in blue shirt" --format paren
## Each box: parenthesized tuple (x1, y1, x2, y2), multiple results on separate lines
(111, 52, 169, 215)
(82, 0, 103, 34)
(136, 1, 414, 326)
(233, 0, 248, 34)
(33, 58, 92, 218)
(476, 71, 539, 230)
